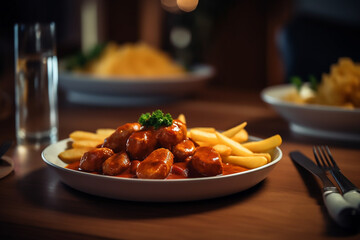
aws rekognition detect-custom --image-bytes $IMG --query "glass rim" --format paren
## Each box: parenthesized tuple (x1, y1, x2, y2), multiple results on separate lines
(14, 22, 56, 27)
(14, 22, 56, 32)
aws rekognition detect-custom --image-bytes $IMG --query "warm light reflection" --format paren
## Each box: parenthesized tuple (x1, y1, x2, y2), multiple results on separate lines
(14, 144, 46, 176)
(17, 145, 29, 162)
(161, 0, 180, 13)
(161, 0, 199, 13)
(13, 145, 29, 175)
(177, 0, 199, 12)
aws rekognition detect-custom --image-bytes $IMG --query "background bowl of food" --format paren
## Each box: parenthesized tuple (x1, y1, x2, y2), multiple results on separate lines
(261, 58, 360, 141)
(59, 43, 214, 106)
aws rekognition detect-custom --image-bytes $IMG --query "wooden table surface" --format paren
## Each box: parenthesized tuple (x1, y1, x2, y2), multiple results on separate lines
(0, 87, 359, 239)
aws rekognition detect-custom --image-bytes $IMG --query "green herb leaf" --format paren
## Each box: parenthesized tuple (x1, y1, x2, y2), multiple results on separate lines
(138, 110, 173, 129)
(138, 112, 151, 126)
(308, 74, 318, 92)
(290, 76, 303, 92)
(64, 43, 107, 71)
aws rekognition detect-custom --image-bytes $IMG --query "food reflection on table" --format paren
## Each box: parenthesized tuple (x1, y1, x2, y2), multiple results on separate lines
(59, 110, 282, 179)
(284, 58, 360, 109)
(65, 42, 186, 77)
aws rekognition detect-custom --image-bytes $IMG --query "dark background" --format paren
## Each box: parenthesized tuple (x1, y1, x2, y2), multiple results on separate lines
(1, 0, 360, 93)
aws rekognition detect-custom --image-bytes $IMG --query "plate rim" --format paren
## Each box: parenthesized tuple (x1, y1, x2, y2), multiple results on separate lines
(261, 84, 360, 113)
(59, 64, 215, 84)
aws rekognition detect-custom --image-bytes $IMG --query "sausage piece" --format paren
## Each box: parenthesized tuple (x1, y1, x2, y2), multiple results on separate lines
(102, 123, 141, 153)
(157, 120, 187, 149)
(126, 130, 157, 160)
(172, 139, 196, 162)
(129, 160, 141, 175)
(80, 148, 114, 172)
(191, 146, 223, 176)
(102, 152, 131, 176)
(136, 148, 174, 179)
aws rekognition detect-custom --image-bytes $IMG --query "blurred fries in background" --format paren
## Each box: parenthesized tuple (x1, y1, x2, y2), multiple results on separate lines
(77, 42, 185, 77)
(316, 58, 360, 108)
(284, 58, 360, 109)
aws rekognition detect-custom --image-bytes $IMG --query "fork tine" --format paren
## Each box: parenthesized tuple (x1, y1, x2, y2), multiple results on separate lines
(315, 145, 328, 169)
(319, 146, 360, 200)
(319, 146, 333, 169)
(324, 146, 340, 170)
(312, 146, 322, 167)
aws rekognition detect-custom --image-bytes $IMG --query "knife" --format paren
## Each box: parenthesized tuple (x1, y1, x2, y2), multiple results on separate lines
(290, 151, 359, 228)
(0, 141, 12, 166)
(0, 141, 12, 158)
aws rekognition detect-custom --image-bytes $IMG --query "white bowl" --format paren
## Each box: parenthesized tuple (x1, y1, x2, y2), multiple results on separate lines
(42, 138, 282, 202)
(59, 65, 214, 106)
(261, 84, 360, 141)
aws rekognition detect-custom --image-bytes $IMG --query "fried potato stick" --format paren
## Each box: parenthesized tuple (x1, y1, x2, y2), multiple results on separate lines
(222, 122, 247, 138)
(242, 134, 282, 153)
(215, 132, 253, 156)
(223, 155, 267, 169)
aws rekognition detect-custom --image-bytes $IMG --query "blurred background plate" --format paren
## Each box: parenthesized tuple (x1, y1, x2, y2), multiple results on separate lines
(59, 64, 214, 106)
(261, 84, 360, 141)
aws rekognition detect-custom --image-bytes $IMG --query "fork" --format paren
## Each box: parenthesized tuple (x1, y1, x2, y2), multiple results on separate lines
(313, 146, 360, 209)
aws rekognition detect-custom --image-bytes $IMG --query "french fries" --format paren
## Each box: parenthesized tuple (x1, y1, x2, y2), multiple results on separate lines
(96, 128, 115, 138)
(59, 115, 282, 171)
(223, 155, 268, 169)
(213, 144, 232, 157)
(189, 122, 281, 169)
(215, 131, 253, 156)
(69, 131, 104, 142)
(252, 153, 272, 163)
(58, 147, 94, 163)
(177, 114, 186, 124)
(84, 42, 185, 77)
(284, 58, 360, 108)
(231, 129, 248, 143)
(72, 140, 102, 149)
(189, 129, 219, 145)
(222, 122, 247, 138)
(195, 141, 214, 147)
(242, 134, 282, 153)
(58, 129, 113, 163)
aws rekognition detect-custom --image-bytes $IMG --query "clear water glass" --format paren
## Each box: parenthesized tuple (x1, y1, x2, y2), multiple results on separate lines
(14, 23, 58, 146)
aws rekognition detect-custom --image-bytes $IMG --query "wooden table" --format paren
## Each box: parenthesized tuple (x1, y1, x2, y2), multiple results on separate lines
(1, 87, 359, 239)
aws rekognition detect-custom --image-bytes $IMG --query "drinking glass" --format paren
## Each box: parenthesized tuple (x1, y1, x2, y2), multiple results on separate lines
(14, 23, 58, 146)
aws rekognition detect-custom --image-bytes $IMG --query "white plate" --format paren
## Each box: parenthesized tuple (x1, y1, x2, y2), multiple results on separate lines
(261, 84, 360, 141)
(41, 137, 282, 202)
(59, 65, 214, 106)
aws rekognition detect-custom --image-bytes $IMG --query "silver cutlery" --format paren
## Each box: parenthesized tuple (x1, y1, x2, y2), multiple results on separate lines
(0, 141, 12, 160)
(290, 151, 359, 228)
(313, 146, 360, 209)
(0, 141, 13, 179)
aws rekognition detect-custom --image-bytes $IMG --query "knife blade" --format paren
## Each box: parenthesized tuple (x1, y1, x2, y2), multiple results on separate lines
(0, 141, 12, 159)
(290, 151, 359, 228)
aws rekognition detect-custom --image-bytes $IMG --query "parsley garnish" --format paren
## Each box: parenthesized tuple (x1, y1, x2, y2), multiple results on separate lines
(290, 76, 303, 92)
(138, 110, 173, 129)
(308, 74, 318, 91)
(290, 75, 318, 92)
